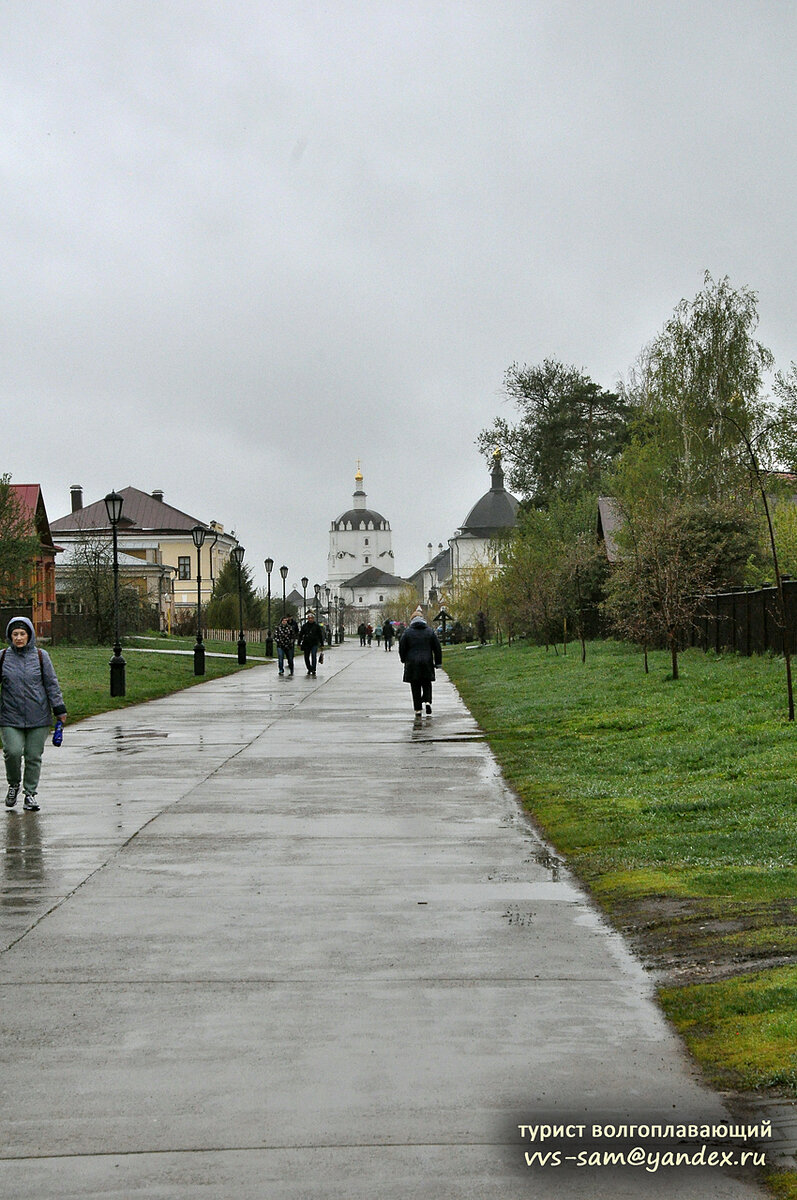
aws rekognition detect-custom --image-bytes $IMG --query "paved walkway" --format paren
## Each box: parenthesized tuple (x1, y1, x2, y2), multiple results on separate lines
(0, 644, 772, 1198)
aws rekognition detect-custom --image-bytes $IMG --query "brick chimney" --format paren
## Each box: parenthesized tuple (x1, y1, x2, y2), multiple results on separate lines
(70, 485, 83, 512)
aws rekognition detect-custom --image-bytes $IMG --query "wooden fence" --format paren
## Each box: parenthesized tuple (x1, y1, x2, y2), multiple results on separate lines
(205, 627, 268, 644)
(691, 579, 797, 656)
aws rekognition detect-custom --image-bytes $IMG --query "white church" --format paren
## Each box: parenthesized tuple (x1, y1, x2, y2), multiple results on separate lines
(325, 454, 519, 628)
(327, 467, 409, 625)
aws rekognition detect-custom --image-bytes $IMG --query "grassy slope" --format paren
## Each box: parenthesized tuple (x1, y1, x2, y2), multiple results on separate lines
(49, 642, 259, 724)
(443, 639, 797, 1106)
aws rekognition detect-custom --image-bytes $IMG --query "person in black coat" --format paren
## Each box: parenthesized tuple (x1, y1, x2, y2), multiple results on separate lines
(398, 608, 442, 720)
(298, 612, 325, 676)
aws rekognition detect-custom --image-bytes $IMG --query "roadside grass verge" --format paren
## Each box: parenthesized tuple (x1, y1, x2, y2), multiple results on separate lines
(443, 639, 797, 1106)
(48, 643, 261, 724)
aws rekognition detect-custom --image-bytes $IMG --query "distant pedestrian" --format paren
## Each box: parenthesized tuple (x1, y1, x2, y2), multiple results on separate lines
(358, 622, 367, 646)
(374, 624, 382, 646)
(274, 615, 295, 676)
(298, 612, 326, 676)
(382, 619, 394, 652)
(477, 611, 487, 645)
(398, 607, 442, 722)
(366, 624, 373, 646)
(2, 617, 67, 813)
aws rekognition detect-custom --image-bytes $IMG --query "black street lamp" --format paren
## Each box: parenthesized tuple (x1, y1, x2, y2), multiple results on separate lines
(104, 490, 126, 696)
(208, 530, 220, 594)
(192, 525, 207, 675)
(325, 587, 331, 644)
(264, 557, 274, 657)
(333, 594, 340, 644)
(313, 583, 321, 621)
(301, 576, 308, 620)
(232, 544, 246, 664)
(280, 565, 288, 617)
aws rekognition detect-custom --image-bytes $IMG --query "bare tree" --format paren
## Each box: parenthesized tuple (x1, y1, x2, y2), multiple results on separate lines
(63, 531, 144, 643)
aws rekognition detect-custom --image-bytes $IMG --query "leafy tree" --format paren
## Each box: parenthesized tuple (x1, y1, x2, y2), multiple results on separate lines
(771, 363, 797, 473)
(605, 274, 781, 677)
(205, 557, 264, 628)
(0, 474, 40, 603)
(452, 559, 498, 639)
(603, 498, 714, 679)
(624, 272, 774, 500)
(477, 358, 630, 506)
(769, 501, 797, 579)
(495, 508, 566, 649)
(393, 583, 426, 623)
(494, 495, 607, 655)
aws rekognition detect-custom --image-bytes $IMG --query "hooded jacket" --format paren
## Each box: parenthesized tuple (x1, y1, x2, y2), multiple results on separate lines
(398, 617, 443, 683)
(0, 617, 66, 728)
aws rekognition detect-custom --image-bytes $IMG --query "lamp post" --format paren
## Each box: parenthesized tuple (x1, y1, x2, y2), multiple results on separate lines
(104, 491, 126, 696)
(208, 530, 220, 594)
(301, 576, 308, 620)
(325, 587, 331, 644)
(232, 544, 246, 664)
(333, 594, 339, 644)
(280, 565, 288, 617)
(264, 558, 274, 657)
(313, 583, 321, 622)
(191, 525, 207, 675)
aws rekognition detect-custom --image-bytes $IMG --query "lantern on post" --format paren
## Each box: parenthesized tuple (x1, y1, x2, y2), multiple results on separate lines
(264, 558, 274, 656)
(231, 544, 246, 664)
(104, 490, 126, 697)
(191, 525, 207, 675)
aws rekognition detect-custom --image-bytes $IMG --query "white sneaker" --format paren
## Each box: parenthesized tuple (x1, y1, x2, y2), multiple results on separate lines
(23, 793, 40, 812)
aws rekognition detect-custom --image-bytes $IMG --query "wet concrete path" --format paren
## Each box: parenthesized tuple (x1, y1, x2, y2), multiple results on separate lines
(1, 644, 768, 1198)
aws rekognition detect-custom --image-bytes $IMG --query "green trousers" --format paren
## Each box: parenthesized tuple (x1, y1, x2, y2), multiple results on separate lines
(1, 726, 49, 795)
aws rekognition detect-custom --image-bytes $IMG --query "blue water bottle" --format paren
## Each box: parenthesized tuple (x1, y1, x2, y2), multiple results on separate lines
(52, 719, 63, 747)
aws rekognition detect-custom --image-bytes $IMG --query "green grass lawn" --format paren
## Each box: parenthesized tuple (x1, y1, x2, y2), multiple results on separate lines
(443, 639, 797, 1113)
(49, 641, 263, 724)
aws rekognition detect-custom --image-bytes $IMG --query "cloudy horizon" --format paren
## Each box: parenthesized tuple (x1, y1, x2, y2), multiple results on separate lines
(3, 1, 796, 593)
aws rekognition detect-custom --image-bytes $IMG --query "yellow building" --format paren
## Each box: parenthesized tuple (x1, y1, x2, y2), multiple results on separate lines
(50, 486, 237, 626)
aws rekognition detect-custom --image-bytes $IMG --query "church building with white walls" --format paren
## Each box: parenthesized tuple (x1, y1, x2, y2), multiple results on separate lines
(327, 466, 410, 627)
(327, 465, 395, 587)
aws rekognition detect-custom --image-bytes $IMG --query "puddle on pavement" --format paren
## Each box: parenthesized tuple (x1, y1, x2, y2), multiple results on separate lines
(92, 726, 174, 754)
(422, 734, 485, 743)
(3, 811, 45, 905)
(532, 848, 562, 882)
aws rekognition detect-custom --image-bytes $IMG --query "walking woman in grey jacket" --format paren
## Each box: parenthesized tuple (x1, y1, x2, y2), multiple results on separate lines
(1, 617, 67, 812)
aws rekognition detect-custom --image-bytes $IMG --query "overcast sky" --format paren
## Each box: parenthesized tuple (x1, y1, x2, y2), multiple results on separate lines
(3, 1, 796, 591)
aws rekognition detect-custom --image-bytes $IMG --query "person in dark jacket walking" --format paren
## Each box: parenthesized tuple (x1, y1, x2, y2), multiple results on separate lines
(382, 619, 394, 651)
(398, 608, 442, 721)
(298, 612, 325, 676)
(1, 617, 67, 812)
(274, 615, 295, 675)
